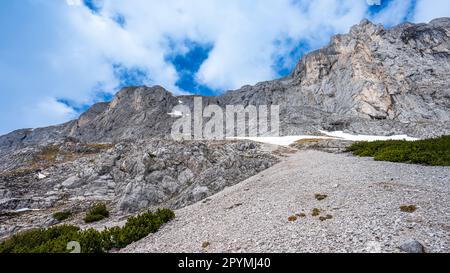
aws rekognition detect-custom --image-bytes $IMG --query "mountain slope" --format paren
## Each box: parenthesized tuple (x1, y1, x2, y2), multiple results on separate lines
(122, 150, 450, 253)
(1, 18, 449, 153)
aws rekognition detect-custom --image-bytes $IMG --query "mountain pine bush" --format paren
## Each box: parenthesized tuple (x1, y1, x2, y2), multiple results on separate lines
(0, 209, 175, 253)
(346, 136, 450, 166)
(52, 211, 72, 222)
(83, 203, 110, 223)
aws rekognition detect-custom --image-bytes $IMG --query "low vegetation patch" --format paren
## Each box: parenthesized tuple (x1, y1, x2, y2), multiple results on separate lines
(400, 205, 417, 213)
(314, 194, 328, 201)
(31, 145, 60, 168)
(0, 208, 175, 253)
(52, 211, 72, 222)
(294, 138, 323, 145)
(311, 208, 321, 217)
(296, 213, 306, 218)
(84, 203, 109, 223)
(288, 215, 298, 222)
(30, 143, 115, 170)
(1, 167, 38, 179)
(319, 214, 333, 221)
(346, 136, 450, 166)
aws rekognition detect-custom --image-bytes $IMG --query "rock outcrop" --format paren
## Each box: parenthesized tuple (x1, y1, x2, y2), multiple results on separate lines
(0, 139, 277, 212)
(0, 138, 278, 239)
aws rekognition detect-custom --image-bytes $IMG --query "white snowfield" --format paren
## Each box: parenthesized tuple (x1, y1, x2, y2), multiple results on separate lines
(229, 131, 419, 146)
(228, 135, 334, 146)
(319, 130, 419, 142)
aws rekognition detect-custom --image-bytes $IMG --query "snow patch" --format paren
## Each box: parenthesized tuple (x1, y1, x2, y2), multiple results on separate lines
(167, 110, 183, 117)
(228, 136, 335, 146)
(14, 208, 40, 213)
(319, 131, 419, 142)
(228, 131, 419, 146)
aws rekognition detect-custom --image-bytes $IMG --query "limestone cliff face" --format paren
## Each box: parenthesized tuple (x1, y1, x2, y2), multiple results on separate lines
(289, 18, 450, 122)
(220, 18, 449, 127)
(1, 18, 450, 152)
(220, 18, 450, 137)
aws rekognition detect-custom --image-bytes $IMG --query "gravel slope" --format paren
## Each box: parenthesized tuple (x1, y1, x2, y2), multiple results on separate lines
(122, 151, 450, 253)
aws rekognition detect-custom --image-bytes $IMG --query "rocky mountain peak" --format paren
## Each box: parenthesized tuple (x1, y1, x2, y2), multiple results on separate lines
(1, 18, 449, 153)
(69, 85, 179, 143)
(111, 85, 174, 108)
(349, 18, 385, 36)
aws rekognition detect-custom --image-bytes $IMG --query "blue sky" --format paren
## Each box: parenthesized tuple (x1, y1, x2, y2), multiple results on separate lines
(0, 0, 449, 135)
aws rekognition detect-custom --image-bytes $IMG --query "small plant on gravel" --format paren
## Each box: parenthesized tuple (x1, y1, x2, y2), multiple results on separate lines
(400, 205, 417, 213)
(202, 241, 210, 248)
(52, 211, 72, 222)
(288, 215, 298, 222)
(319, 215, 333, 221)
(311, 208, 321, 217)
(314, 194, 328, 201)
(296, 213, 306, 218)
(84, 203, 110, 223)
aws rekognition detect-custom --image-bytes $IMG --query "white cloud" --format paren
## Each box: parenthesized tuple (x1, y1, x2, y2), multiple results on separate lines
(1, 0, 449, 135)
(27, 98, 77, 129)
(96, 0, 370, 91)
(66, 0, 82, 7)
(371, 0, 413, 26)
(414, 0, 450, 23)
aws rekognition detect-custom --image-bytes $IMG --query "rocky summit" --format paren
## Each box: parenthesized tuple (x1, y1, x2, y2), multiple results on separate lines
(0, 18, 449, 251)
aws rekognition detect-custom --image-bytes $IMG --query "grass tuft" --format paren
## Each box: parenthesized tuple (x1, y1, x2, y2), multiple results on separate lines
(314, 194, 328, 201)
(312, 208, 321, 217)
(202, 241, 210, 248)
(319, 214, 333, 221)
(400, 205, 417, 213)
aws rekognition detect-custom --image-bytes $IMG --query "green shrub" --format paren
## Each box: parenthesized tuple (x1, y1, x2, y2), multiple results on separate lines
(84, 203, 110, 223)
(105, 208, 175, 249)
(0, 209, 175, 253)
(155, 208, 176, 223)
(77, 228, 108, 253)
(0, 225, 80, 253)
(83, 214, 106, 223)
(52, 211, 72, 222)
(346, 136, 450, 166)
